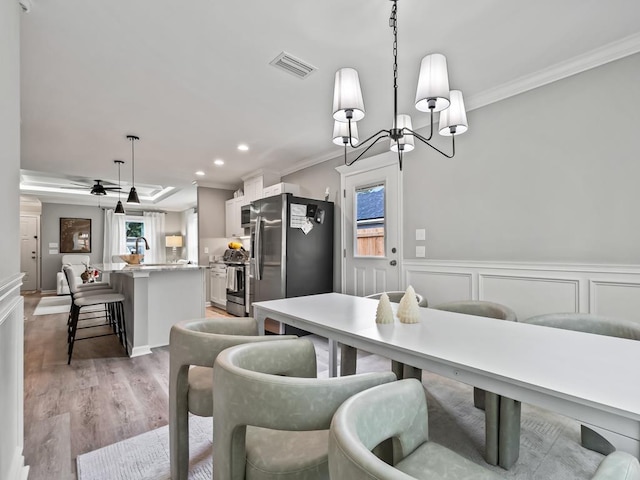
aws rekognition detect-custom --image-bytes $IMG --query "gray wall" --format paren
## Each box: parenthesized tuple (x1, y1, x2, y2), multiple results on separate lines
(197, 186, 233, 238)
(402, 52, 640, 263)
(41, 203, 105, 291)
(1, 2, 20, 282)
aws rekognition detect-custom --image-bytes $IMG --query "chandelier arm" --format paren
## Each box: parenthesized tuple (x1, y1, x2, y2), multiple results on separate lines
(350, 127, 391, 150)
(407, 128, 456, 159)
(345, 134, 390, 166)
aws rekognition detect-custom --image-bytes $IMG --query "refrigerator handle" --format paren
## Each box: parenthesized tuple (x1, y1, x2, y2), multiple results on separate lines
(255, 214, 262, 281)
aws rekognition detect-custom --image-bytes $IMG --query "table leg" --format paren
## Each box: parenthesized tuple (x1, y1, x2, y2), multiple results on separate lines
(340, 344, 357, 376)
(484, 392, 521, 469)
(328, 339, 338, 377)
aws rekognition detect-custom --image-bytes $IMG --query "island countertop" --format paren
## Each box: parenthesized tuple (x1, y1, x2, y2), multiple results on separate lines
(95, 262, 208, 273)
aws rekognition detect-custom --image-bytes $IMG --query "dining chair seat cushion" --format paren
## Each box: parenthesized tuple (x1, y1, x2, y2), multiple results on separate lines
(244, 426, 329, 480)
(591, 451, 640, 480)
(74, 293, 125, 307)
(395, 442, 501, 479)
(73, 288, 116, 299)
(76, 282, 111, 291)
(187, 366, 213, 417)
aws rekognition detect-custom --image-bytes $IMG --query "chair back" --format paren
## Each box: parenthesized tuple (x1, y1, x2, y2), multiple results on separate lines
(213, 338, 396, 480)
(524, 313, 640, 341)
(62, 254, 90, 267)
(63, 265, 81, 294)
(432, 300, 517, 321)
(329, 379, 429, 479)
(366, 291, 428, 307)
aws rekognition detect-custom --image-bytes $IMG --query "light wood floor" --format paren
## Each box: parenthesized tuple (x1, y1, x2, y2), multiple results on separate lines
(22, 293, 231, 480)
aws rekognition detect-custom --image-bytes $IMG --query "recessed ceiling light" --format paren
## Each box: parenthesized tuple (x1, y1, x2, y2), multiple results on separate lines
(214, 159, 224, 166)
(195, 171, 205, 176)
(237, 144, 249, 152)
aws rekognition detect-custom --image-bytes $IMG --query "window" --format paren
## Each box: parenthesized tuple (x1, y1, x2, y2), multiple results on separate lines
(355, 184, 385, 257)
(125, 219, 145, 254)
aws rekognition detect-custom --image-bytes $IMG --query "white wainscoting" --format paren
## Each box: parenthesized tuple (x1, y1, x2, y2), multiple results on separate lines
(403, 260, 640, 323)
(0, 274, 28, 480)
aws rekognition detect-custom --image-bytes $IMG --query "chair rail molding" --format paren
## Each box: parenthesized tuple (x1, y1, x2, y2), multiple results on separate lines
(402, 260, 640, 323)
(0, 273, 28, 480)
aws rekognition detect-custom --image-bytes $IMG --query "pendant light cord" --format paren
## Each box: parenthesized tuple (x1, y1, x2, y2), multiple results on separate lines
(390, 0, 398, 124)
(130, 137, 135, 186)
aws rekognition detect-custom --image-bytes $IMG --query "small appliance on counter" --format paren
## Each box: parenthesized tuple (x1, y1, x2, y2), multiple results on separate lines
(222, 246, 249, 317)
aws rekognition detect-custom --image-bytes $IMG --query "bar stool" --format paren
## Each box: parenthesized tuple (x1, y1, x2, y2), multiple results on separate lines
(64, 266, 128, 364)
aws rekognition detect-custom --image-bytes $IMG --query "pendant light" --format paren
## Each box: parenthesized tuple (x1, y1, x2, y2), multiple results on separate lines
(114, 160, 126, 215)
(332, 0, 468, 170)
(126, 134, 140, 204)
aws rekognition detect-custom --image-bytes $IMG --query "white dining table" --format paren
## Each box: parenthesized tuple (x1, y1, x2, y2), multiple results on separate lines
(252, 292, 640, 465)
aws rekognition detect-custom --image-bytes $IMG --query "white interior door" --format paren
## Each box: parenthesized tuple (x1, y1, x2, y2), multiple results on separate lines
(20, 216, 39, 291)
(339, 154, 402, 296)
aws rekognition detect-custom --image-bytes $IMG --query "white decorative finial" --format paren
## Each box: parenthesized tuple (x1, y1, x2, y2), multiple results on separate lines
(397, 285, 420, 324)
(375, 292, 395, 324)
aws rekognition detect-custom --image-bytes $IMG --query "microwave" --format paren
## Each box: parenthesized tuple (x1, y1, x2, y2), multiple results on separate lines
(240, 204, 251, 228)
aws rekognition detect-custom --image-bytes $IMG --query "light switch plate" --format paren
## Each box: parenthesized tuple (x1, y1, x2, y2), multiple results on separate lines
(204, 247, 209, 254)
(416, 246, 426, 257)
(415, 229, 426, 241)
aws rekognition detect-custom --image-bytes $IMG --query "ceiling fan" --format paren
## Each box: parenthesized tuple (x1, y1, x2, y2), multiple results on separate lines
(62, 179, 122, 196)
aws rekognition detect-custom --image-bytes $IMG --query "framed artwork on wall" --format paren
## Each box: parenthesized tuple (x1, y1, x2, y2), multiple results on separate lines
(60, 217, 92, 253)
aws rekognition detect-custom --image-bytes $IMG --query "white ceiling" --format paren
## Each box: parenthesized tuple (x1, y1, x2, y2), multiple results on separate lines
(19, 0, 640, 211)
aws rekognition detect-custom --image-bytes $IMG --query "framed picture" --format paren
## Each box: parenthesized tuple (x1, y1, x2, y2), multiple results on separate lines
(60, 218, 92, 253)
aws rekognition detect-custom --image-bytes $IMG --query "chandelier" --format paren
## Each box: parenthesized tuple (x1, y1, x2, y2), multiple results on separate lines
(332, 0, 468, 170)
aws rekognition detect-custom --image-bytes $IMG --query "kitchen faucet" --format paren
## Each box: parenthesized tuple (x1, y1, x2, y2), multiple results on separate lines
(134, 237, 150, 254)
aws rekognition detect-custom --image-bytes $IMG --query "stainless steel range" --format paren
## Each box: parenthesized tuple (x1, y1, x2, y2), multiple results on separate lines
(222, 248, 249, 316)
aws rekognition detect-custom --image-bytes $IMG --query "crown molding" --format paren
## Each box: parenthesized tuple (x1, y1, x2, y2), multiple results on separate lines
(466, 32, 640, 112)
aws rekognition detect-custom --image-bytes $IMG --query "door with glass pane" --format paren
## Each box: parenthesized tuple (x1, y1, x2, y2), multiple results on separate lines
(342, 159, 401, 296)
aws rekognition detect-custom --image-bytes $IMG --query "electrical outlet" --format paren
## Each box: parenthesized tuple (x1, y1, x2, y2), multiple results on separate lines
(416, 229, 426, 241)
(416, 245, 426, 258)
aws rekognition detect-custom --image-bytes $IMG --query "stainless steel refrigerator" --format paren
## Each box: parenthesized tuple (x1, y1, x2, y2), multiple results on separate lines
(249, 193, 334, 334)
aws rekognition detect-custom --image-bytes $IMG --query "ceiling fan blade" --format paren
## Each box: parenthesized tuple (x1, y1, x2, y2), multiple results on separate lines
(102, 186, 122, 190)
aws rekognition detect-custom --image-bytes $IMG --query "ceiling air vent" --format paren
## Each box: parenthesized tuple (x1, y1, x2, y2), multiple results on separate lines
(269, 51, 317, 79)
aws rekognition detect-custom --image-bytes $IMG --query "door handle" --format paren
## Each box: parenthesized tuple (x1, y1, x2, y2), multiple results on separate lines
(389, 260, 397, 266)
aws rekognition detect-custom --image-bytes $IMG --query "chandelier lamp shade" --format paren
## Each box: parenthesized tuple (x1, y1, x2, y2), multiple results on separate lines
(332, 120, 359, 146)
(126, 134, 140, 204)
(332, 0, 468, 170)
(114, 159, 126, 215)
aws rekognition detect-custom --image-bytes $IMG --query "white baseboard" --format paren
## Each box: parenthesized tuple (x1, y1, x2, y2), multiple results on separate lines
(130, 345, 153, 357)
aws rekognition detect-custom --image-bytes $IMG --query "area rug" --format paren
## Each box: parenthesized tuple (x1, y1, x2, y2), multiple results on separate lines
(76, 340, 604, 480)
(33, 296, 104, 316)
(33, 296, 71, 316)
(77, 415, 212, 480)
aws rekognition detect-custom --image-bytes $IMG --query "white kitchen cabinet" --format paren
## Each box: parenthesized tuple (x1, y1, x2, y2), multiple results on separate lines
(210, 263, 227, 308)
(263, 182, 300, 199)
(243, 176, 264, 203)
(225, 196, 246, 238)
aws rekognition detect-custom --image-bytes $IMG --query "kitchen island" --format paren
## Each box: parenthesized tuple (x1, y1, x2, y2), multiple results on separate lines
(96, 263, 207, 356)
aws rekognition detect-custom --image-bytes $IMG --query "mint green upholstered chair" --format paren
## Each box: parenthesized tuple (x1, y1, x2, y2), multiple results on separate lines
(169, 317, 297, 480)
(212, 338, 397, 480)
(592, 452, 640, 480)
(328, 377, 640, 480)
(329, 378, 502, 480)
(524, 312, 640, 456)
